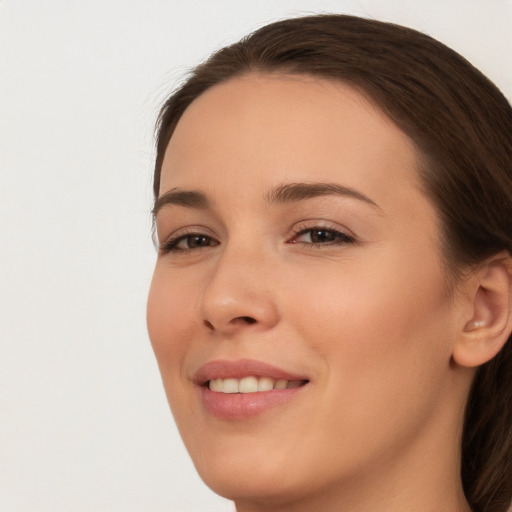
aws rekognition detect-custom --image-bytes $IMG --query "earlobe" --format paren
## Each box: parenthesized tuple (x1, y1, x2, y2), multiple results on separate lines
(453, 253, 512, 368)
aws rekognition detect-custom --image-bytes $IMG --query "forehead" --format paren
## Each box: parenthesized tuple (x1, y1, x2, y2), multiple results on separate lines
(160, 73, 421, 206)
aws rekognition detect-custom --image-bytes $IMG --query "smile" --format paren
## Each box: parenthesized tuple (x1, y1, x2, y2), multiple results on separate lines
(194, 359, 310, 419)
(208, 376, 307, 393)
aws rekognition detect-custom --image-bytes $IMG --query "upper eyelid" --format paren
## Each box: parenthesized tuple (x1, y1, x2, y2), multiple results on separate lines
(293, 226, 350, 237)
(289, 219, 356, 238)
(159, 224, 217, 242)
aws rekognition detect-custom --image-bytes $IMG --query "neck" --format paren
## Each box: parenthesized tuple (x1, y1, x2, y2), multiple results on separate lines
(234, 460, 471, 512)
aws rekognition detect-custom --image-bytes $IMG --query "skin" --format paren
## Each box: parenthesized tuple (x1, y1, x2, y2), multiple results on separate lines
(147, 74, 475, 512)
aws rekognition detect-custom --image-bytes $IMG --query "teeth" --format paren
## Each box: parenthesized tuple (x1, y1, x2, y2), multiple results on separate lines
(209, 378, 223, 392)
(222, 378, 239, 394)
(274, 379, 288, 390)
(208, 376, 305, 393)
(238, 376, 258, 393)
(257, 377, 274, 392)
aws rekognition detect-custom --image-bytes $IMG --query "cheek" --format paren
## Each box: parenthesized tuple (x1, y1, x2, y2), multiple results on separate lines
(289, 251, 454, 393)
(278, 256, 456, 471)
(147, 266, 196, 377)
(147, 265, 206, 435)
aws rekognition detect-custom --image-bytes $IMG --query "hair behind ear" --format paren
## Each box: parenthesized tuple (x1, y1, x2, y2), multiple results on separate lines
(462, 336, 512, 511)
(455, 255, 512, 511)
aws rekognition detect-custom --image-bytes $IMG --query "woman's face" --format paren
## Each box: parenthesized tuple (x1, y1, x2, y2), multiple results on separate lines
(147, 75, 467, 507)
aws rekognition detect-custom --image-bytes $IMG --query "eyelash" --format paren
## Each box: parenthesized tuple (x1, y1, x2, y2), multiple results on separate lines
(159, 225, 356, 254)
(289, 225, 356, 247)
(159, 231, 219, 254)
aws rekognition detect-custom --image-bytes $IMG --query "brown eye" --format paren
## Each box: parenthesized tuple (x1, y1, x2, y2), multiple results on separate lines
(309, 229, 338, 243)
(177, 235, 212, 249)
(292, 227, 355, 245)
(161, 233, 219, 253)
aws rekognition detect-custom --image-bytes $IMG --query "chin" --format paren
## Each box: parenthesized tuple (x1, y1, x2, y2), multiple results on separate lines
(190, 441, 314, 504)
(199, 466, 310, 508)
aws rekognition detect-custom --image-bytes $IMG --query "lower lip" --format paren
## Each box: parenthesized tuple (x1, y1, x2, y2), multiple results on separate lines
(199, 385, 306, 420)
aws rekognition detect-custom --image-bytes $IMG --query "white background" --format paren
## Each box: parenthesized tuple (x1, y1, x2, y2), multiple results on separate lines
(1, 1, 510, 511)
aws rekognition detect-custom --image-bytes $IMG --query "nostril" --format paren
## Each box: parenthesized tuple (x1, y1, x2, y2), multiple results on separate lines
(238, 316, 257, 324)
(203, 316, 257, 331)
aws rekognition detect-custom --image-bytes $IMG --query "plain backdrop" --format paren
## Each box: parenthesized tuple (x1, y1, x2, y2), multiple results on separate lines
(1, 1, 511, 511)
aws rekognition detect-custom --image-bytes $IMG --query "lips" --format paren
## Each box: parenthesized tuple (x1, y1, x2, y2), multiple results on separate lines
(193, 359, 310, 420)
(194, 358, 309, 383)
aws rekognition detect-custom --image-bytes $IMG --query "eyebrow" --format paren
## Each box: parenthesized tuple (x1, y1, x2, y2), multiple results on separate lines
(152, 188, 210, 216)
(266, 182, 381, 211)
(152, 181, 381, 217)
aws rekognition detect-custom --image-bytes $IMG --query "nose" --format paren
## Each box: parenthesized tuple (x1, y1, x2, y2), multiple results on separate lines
(199, 242, 280, 336)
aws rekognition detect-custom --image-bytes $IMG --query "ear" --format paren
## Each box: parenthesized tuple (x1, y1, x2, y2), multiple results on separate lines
(453, 253, 512, 368)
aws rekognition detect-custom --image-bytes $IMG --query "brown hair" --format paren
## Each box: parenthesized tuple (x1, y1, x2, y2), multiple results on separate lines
(153, 14, 512, 511)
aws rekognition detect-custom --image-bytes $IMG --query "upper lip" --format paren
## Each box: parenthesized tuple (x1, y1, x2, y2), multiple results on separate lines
(193, 358, 310, 386)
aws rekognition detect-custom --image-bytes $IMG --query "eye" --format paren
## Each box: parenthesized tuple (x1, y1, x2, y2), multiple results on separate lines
(160, 232, 219, 253)
(290, 226, 355, 246)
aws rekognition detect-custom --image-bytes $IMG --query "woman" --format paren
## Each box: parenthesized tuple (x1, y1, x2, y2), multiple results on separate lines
(147, 14, 512, 512)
